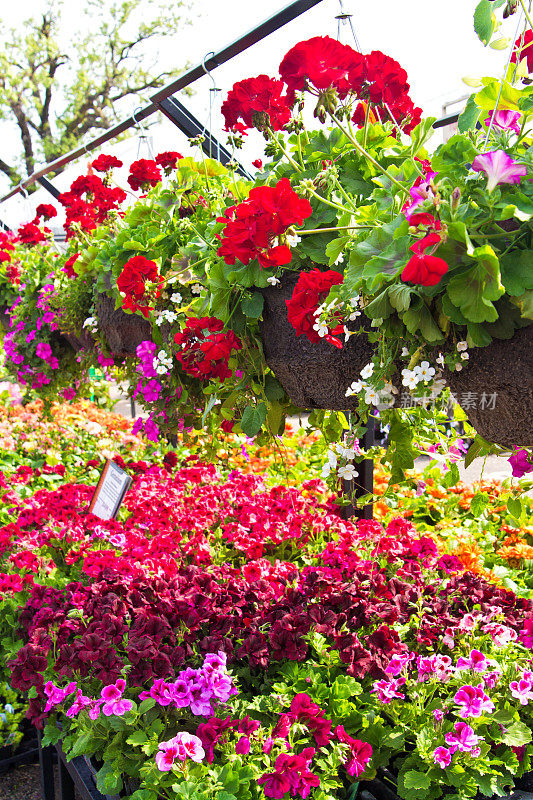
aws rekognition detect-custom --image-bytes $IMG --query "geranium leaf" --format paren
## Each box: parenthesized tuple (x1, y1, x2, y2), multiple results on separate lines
(447, 246, 504, 322)
(458, 94, 482, 133)
(474, 0, 496, 45)
(240, 403, 267, 437)
(241, 292, 264, 319)
(403, 770, 431, 790)
(500, 251, 533, 296)
(501, 720, 532, 746)
(431, 135, 478, 183)
(513, 290, 533, 319)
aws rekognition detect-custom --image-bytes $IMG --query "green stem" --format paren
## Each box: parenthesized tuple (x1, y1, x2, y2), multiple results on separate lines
(518, 0, 533, 35)
(332, 176, 358, 210)
(268, 128, 303, 172)
(298, 224, 374, 235)
(308, 188, 353, 214)
(296, 130, 305, 169)
(329, 111, 408, 194)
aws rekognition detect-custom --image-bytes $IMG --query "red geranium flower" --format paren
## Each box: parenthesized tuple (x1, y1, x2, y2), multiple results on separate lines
(35, 204, 57, 221)
(286, 269, 344, 346)
(174, 317, 242, 381)
(155, 152, 183, 172)
(62, 253, 80, 278)
(511, 29, 533, 73)
(117, 255, 162, 317)
(127, 159, 162, 191)
(59, 173, 126, 238)
(279, 36, 363, 99)
(401, 233, 449, 286)
(217, 178, 312, 268)
(92, 154, 123, 172)
(252, 159, 263, 169)
(17, 223, 47, 246)
(0, 251, 11, 264)
(222, 75, 292, 133)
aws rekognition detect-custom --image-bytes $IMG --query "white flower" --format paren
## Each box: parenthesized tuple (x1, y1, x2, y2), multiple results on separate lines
(455, 363, 463, 372)
(191, 284, 202, 295)
(401, 347, 409, 357)
(334, 252, 345, 266)
(417, 361, 436, 380)
(83, 317, 97, 330)
(344, 326, 353, 342)
(383, 382, 398, 395)
(156, 364, 169, 375)
(365, 388, 381, 406)
(402, 371, 420, 389)
(338, 463, 358, 480)
(348, 310, 361, 321)
(457, 341, 468, 352)
(460, 352, 469, 361)
(436, 353, 445, 367)
(171, 292, 183, 304)
(341, 447, 356, 460)
(321, 464, 332, 479)
(286, 233, 301, 248)
(315, 323, 328, 338)
(345, 380, 364, 397)
(360, 362, 374, 379)
(267, 276, 280, 286)
(327, 449, 338, 467)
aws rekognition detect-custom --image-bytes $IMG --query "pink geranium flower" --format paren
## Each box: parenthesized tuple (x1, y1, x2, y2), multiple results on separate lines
(472, 149, 527, 193)
(456, 649, 489, 673)
(454, 685, 494, 718)
(433, 746, 452, 768)
(445, 722, 484, 753)
(100, 678, 133, 716)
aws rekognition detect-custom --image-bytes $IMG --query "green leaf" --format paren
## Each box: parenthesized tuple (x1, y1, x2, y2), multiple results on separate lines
(264, 375, 285, 401)
(68, 734, 94, 759)
(507, 495, 522, 520)
(403, 771, 431, 790)
(514, 291, 533, 319)
(466, 322, 492, 347)
(475, 78, 521, 111)
(431, 135, 478, 183)
(240, 403, 268, 437)
(403, 303, 443, 343)
(299, 231, 336, 265)
(138, 698, 156, 714)
(443, 462, 460, 487)
(474, 0, 496, 45)
(458, 94, 482, 133)
(325, 236, 350, 267)
(365, 289, 393, 319)
(500, 251, 533, 296)
(241, 292, 264, 319)
(388, 284, 412, 313)
(470, 492, 490, 516)
(126, 730, 150, 746)
(501, 720, 532, 746)
(446, 246, 504, 322)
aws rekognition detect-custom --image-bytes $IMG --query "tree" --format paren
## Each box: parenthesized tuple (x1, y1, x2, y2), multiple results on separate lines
(0, 0, 191, 188)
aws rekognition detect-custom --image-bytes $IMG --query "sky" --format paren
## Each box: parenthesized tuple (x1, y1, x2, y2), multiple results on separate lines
(0, 0, 520, 226)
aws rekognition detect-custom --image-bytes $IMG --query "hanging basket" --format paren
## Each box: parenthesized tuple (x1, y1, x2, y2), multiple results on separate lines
(445, 323, 533, 448)
(95, 292, 152, 358)
(257, 272, 376, 411)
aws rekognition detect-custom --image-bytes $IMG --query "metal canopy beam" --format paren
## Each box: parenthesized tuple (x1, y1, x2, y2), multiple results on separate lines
(157, 97, 252, 179)
(0, 0, 325, 204)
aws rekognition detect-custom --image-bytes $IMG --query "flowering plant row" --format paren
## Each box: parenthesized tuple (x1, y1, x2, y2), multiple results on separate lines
(0, 446, 531, 798)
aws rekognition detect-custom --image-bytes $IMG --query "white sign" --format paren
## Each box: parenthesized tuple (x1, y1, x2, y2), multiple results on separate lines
(88, 459, 132, 520)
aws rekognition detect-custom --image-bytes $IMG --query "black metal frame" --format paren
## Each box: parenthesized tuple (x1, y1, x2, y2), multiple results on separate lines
(38, 732, 118, 800)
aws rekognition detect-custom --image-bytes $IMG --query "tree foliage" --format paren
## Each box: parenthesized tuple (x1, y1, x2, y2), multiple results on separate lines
(0, 0, 191, 187)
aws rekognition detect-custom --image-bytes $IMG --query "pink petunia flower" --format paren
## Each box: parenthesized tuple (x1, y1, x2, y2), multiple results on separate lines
(484, 109, 522, 135)
(472, 149, 527, 193)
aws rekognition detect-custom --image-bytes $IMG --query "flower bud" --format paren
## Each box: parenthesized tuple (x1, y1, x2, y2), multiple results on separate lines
(451, 187, 461, 212)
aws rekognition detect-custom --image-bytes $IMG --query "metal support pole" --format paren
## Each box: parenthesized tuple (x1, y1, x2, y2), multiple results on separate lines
(38, 730, 56, 800)
(340, 417, 375, 520)
(37, 176, 61, 199)
(157, 97, 252, 178)
(58, 757, 76, 800)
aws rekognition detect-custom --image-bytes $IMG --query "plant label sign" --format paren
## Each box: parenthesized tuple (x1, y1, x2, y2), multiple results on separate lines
(88, 459, 132, 520)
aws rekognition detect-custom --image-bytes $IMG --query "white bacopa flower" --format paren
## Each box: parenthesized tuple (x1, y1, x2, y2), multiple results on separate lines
(338, 463, 359, 480)
(156, 364, 169, 375)
(457, 341, 468, 352)
(171, 292, 183, 304)
(321, 464, 332, 478)
(315, 323, 328, 338)
(360, 362, 374, 379)
(334, 252, 345, 266)
(401, 347, 409, 357)
(417, 361, 436, 380)
(344, 326, 353, 343)
(383, 382, 398, 395)
(365, 388, 381, 406)
(267, 276, 280, 286)
(348, 310, 361, 321)
(345, 380, 364, 397)
(436, 353, 445, 367)
(191, 284, 202, 295)
(286, 233, 301, 248)
(341, 447, 356, 460)
(402, 371, 420, 389)
(455, 363, 463, 371)
(83, 317, 97, 330)
(460, 352, 469, 360)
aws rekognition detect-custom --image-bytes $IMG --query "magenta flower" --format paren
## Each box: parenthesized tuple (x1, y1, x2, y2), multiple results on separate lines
(454, 685, 494, 718)
(433, 746, 452, 768)
(66, 689, 92, 717)
(36, 342, 52, 361)
(520, 617, 533, 648)
(472, 149, 527, 193)
(456, 649, 489, 673)
(445, 722, 484, 753)
(100, 678, 133, 716)
(385, 652, 412, 676)
(433, 709, 444, 724)
(509, 447, 533, 478)
(484, 109, 522, 135)
(371, 678, 405, 703)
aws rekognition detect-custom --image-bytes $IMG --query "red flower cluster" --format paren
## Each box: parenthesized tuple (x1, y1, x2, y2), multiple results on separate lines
(155, 151, 183, 173)
(221, 75, 292, 133)
(16, 222, 48, 246)
(401, 233, 449, 287)
(217, 178, 312, 268)
(0, 231, 15, 252)
(286, 269, 344, 346)
(117, 255, 162, 318)
(279, 36, 362, 99)
(511, 29, 533, 73)
(174, 317, 242, 381)
(59, 174, 126, 238)
(34, 204, 57, 221)
(0, 251, 11, 264)
(91, 154, 123, 172)
(277, 37, 420, 133)
(62, 253, 80, 279)
(127, 159, 162, 191)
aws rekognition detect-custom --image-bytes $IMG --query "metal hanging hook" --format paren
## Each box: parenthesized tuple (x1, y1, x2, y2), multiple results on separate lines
(202, 52, 221, 161)
(132, 106, 155, 160)
(335, 0, 361, 51)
